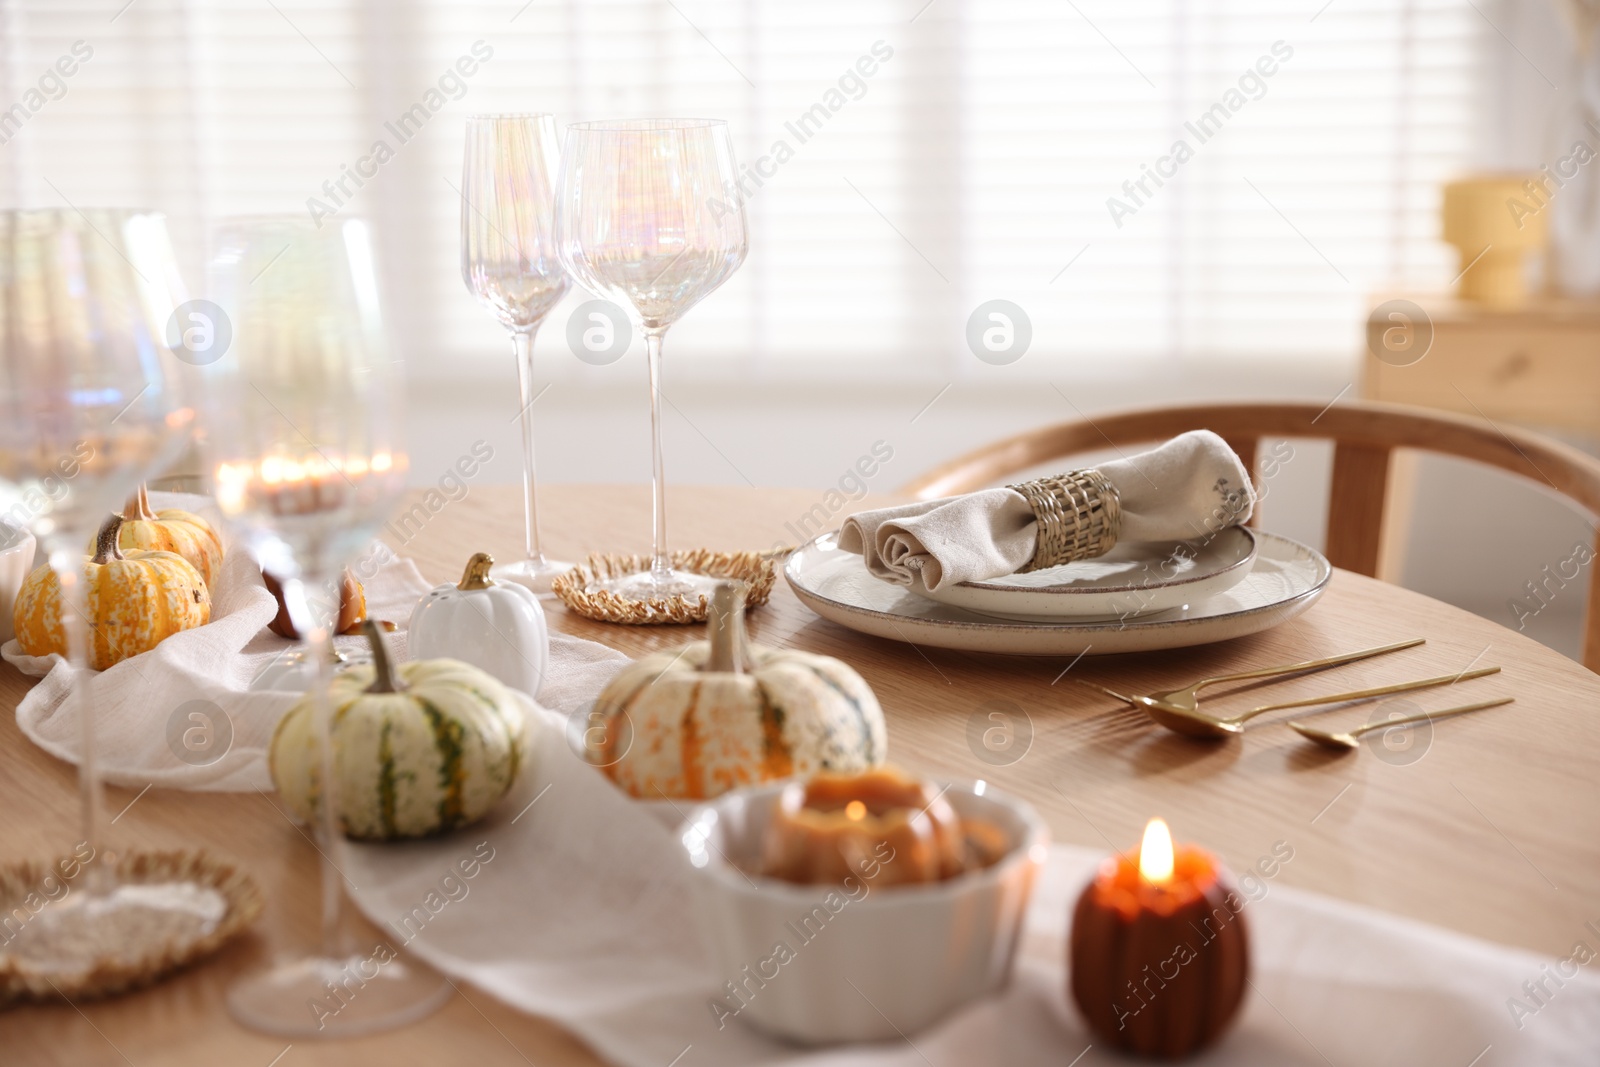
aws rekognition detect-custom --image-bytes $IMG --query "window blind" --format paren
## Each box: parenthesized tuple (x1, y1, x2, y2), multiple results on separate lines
(0, 0, 1485, 383)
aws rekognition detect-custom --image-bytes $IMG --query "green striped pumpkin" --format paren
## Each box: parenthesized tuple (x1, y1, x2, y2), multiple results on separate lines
(587, 582, 886, 800)
(269, 621, 528, 840)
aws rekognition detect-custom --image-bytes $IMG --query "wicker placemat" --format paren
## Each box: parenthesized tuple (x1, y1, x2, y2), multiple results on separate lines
(0, 849, 264, 1006)
(552, 549, 778, 624)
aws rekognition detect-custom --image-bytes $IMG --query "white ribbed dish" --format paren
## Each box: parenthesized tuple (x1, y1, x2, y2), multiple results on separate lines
(678, 781, 1048, 1044)
(0, 524, 34, 645)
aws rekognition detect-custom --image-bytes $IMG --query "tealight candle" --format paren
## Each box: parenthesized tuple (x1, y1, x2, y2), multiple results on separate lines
(214, 451, 404, 520)
(1069, 818, 1249, 1059)
(760, 767, 966, 887)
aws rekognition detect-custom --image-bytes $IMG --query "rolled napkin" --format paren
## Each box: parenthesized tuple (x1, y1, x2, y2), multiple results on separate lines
(839, 430, 1254, 591)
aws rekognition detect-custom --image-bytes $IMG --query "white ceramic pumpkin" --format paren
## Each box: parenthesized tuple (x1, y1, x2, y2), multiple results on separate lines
(587, 581, 887, 800)
(269, 620, 529, 840)
(408, 552, 548, 698)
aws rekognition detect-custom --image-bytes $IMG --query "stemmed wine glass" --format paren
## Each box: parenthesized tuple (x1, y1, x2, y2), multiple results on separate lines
(0, 209, 204, 958)
(556, 118, 748, 600)
(207, 216, 449, 1036)
(461, 114, 572, 593)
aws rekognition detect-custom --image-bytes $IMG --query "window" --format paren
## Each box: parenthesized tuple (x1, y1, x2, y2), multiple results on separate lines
(0, 0, 1485, 383)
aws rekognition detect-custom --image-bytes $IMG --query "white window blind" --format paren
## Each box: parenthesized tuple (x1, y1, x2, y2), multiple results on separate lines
(0, 0, 1485, 384)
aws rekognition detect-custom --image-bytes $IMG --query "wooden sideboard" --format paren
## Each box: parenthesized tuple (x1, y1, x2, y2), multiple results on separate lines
(1359, 293, 1600, 585)
(1361, 293, 1600, 435)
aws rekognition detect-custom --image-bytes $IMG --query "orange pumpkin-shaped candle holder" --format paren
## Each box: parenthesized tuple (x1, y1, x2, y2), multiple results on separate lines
(1069, 818, 1249, 1059)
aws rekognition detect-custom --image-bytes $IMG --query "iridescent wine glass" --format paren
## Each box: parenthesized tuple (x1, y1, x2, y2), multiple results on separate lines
(462, 114, 572, 593)
(0, 208, 206, 966)
(556, 118, 748, 600)
(207, 216, 449, 1036)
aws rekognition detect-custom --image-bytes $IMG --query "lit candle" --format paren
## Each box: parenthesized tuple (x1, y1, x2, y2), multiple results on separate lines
(760, 767, 967, 887)
(1068, 817, 1250, 1058)
(214, 451, 405, 520)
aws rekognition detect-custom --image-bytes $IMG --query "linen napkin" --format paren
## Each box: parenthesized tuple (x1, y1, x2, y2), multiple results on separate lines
(340, 704, 1600, 1067)
(839, 430, 1254, 591)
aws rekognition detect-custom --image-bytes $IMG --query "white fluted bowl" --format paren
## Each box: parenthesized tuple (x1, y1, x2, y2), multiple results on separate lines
(0, 524, 36, 645)
(679, 780, 1047, 1044)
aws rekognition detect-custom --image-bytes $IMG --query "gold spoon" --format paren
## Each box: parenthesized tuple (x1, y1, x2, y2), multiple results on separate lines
(1131, 666, 1501, 740)
(1074, 637, 1425, 722)
(1288, 697, 1514, 751)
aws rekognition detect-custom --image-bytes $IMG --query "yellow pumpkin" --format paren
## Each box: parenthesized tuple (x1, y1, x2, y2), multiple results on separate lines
(16, 514, 211, 669)
(103, 485, 224, 587)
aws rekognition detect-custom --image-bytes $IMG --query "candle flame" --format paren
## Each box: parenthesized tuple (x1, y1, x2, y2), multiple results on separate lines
(845, 800, 866, 822)
(1139, 817, 1174, 884)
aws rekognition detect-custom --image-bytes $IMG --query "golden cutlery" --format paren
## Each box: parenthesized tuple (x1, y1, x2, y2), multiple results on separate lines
(1288, 697, 1513, 751)
(1074, 637, 1424, 719)
(1133, 666, 1501, 739)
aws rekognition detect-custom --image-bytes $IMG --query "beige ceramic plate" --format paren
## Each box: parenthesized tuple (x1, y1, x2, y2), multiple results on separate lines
(785, 529, 1330, 656)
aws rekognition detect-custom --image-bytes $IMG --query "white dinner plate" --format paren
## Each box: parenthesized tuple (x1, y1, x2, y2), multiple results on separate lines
(909, 527, 1257, 620)
(784, 529, 1330, 656)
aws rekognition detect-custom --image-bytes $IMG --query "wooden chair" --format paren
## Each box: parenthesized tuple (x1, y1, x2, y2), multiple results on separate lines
(901, 400, 1600, 671)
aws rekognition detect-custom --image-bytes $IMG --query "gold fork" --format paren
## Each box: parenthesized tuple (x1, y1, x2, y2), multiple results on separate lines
(1074, 637, 1424, 721)
(1289, 697, 1513, 751)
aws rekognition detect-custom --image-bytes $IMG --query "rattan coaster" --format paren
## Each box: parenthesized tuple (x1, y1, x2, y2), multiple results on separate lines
(0, 849, 264, 1006)
(552, 548, 778, 625)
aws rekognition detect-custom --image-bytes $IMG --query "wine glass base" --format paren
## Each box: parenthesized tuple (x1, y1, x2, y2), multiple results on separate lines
(593, 566, 722, 602)
(490, 557, 575, 596)
(226, 951, 452, 1038)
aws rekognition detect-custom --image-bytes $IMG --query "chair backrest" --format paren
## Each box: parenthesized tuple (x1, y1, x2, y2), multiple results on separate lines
(900, 400, 1600, 672)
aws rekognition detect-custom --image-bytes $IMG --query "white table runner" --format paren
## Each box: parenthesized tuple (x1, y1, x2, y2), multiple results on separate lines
(342, 705, 1600, 1067)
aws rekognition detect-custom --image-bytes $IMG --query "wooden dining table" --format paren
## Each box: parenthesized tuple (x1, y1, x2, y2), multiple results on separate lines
(2, 484, 1597, 1066)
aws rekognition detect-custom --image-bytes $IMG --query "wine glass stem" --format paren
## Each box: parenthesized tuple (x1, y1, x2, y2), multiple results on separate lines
(511, 327, 548, 567)
(49, 545, 107, 891)
(644, 328, 670, 582)
(286, 571, 345, 958)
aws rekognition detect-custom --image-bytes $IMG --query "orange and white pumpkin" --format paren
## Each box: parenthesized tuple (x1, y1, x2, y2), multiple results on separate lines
(16, 514, 211, 670)
(586, 581, 886, 800)
(107, 485, 224, 587)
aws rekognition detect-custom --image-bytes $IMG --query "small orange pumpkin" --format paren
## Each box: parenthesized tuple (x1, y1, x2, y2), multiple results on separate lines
(102, 485, 224, 587)
(261, 568, 367, 638)
(16, 514, 211, 670)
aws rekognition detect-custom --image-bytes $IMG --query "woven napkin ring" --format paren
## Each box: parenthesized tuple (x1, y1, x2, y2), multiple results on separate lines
(1008, 469, 1122, 572)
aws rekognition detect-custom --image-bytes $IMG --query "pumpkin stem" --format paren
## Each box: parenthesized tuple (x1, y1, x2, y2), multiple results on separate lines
(458, 552, 495, 591)
(122, 484, 157, 523)
(362, 618, 407, 694)
(704, 580, 749, 674)
(92, 514, 125, 566)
